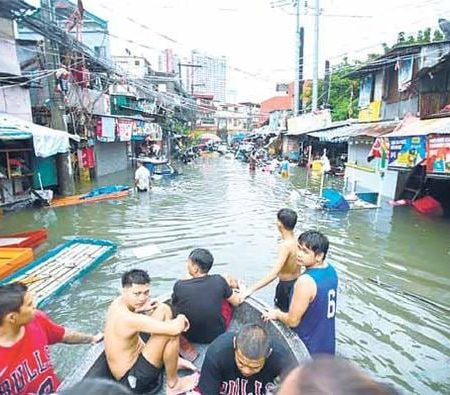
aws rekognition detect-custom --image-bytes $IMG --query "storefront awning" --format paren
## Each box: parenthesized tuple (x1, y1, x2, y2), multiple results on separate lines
(308, 120, 398, 142)
(384, 116, 450, 138)
(0, 113, 80, 158)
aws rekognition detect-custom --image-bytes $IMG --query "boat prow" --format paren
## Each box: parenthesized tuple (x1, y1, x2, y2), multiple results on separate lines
(60, 295, 309, 393)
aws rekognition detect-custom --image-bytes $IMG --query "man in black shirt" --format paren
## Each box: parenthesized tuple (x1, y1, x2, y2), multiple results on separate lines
(172, 248, 241, 343)
(197, 324, 292, 395)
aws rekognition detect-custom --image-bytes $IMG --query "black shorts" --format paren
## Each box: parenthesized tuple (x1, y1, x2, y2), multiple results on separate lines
(274, 279, 296, 312)
(119, 353, 163, 394)
(137, 188, 148, 192)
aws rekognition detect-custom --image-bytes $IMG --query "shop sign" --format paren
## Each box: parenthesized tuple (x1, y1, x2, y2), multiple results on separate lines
(388, 136, 426, 168)
(117, 119, 133, 142)
(427, 134, 450, 174)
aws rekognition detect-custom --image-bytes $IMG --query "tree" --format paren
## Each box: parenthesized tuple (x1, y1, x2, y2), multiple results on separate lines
(324, 62, 359, 121)
(433, 29, 444, 41)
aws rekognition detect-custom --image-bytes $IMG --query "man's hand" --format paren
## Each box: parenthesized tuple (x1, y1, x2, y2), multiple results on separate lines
(91, 332, 104, 344)
(175, 314, 190, 333)
(135, 299, 159, 314)
(262, 309, 280, 322)
(240, 290, 252, 301)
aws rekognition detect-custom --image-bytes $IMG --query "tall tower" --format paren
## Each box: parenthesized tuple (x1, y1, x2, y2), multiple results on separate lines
(191, 50, 227, 102)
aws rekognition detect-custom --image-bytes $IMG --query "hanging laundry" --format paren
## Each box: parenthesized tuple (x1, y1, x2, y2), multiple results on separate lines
(81, 147, 96, 168)
(95, 117, 102, 138)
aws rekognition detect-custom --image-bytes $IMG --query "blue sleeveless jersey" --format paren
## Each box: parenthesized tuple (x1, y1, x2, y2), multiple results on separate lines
(292, 264, 338, 355)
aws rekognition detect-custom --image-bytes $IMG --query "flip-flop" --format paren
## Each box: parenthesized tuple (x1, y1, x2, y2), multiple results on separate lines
(179, 335, 199, 362)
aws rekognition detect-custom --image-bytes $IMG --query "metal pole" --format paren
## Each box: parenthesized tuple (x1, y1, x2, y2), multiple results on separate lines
(294, 0, 300, 116)
(41, 0, 74, 195)
(312, 0, 320, 111)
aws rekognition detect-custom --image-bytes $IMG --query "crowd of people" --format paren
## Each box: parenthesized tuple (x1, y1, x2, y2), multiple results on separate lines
(0, 208, 398, 394)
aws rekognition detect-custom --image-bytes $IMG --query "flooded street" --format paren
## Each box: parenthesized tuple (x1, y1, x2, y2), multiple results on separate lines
(1, 157, 449, 394)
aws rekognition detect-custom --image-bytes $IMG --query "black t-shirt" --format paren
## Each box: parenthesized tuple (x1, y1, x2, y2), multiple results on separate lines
(198, 332, 290, 395)
(172, 274, 233, 343)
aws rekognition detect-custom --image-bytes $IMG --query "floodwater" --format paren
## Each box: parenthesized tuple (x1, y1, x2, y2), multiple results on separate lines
(1, 157, 449, 394)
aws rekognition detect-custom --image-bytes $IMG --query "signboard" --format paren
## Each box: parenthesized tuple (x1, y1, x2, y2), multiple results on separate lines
(388, 136, 426, 168)
(427, 134, 450, 174)
(116, 119, 133, 142)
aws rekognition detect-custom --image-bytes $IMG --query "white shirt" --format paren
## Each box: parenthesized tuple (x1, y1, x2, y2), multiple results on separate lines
(135, 165, 151, 190)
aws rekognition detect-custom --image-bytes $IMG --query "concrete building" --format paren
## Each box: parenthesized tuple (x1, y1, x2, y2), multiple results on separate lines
(191, 50, 226, 102)
(113, 55, 152, 79)
(18, 0, 111, 61)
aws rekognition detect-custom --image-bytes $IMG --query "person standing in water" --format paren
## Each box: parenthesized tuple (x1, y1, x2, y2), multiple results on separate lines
(134, 161, 151, 192)
(241, 208, 300, 312)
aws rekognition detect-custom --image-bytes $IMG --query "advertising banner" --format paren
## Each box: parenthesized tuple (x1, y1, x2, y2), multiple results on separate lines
(116, 119, 133, 142)
(388, 136, 426, 168)
(427, 134, 450, 174)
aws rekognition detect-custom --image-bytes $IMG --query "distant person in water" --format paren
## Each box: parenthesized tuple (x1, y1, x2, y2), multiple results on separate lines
(280, 157, 290, 177)
(196, 324, 293, 395)
(249, 149, 257, 171)
(263, 230, 338, 356)
(242, 208, 300, 312)
(134, 161, 151, 192)
(172, 248, 242, 344)
(104, 269, 198, 394)
(277, 356, 399, 395)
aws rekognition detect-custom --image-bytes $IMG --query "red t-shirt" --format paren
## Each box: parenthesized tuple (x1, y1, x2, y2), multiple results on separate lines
(0, 310, 65, 394)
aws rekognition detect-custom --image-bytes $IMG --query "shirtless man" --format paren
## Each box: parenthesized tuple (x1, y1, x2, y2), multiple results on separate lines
(104, 269, 198, 394)
(241, 208, 300, 312)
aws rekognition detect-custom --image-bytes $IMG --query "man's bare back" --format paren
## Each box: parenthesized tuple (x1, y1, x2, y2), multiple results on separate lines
(278, 236, 301, 281)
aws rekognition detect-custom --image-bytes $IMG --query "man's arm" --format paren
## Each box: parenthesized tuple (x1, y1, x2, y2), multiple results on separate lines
(263, 275, 316, 327)
(243, 243, 290, 298)
(128, 312, 188, 336)
(62, 329, 103, 344)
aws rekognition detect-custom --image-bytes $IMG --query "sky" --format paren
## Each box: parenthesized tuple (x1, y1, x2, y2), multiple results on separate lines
(28, 0, 450, 102)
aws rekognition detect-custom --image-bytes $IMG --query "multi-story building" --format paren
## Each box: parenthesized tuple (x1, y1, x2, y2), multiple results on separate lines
(191, 50, 227, 103)
(18, 0, 111, 61)
(158, 49, 180, 74)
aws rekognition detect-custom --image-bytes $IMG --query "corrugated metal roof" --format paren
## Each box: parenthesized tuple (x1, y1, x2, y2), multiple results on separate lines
(384, 116, 450, 137)
(308, 121, 398, 142)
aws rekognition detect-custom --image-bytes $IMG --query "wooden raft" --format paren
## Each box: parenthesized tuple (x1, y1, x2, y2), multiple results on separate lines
(0, 238, 117, 307)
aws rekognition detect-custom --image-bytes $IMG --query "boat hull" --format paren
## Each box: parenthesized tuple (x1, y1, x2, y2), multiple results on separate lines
(0, 248, 34, 280)
(49, 190, 130, 208)
(60, 295, 309, 393)
(0, 229, 47, 249)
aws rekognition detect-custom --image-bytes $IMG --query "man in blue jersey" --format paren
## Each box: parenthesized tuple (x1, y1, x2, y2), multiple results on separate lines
(263, 230, 338, 355)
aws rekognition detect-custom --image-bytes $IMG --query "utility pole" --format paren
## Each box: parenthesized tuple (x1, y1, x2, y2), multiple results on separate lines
(312, 0, 320, 111)
(298, 26, 304, 114)
(293, 0, 301, 116)
(41, 0, 74, 195)
(323, 60, 330, 108)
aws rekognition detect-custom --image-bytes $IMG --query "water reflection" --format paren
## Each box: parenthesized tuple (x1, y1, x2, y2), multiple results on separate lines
(0, 157, 449, 394)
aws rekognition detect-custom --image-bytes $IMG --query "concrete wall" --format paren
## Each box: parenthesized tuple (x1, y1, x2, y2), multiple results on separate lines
(345, 142, 399, 199)
(0, 86, 32, 121)
(94, 142, 128, 177)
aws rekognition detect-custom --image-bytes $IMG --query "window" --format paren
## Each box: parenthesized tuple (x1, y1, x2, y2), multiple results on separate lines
(94, 46, 106, 58)
(135, 60, 140, 66)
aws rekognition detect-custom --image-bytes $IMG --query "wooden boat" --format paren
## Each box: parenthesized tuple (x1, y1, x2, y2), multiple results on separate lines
(60, 295, 310, 394)
(0, 248, 34, 280)
(49, 186, 130, 208)
(137, 157, 178, 178)
(0, 228, 48, 249)
(0, 238, 117, 307)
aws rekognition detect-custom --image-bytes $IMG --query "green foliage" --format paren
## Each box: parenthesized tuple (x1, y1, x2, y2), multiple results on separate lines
(394, 27, 445, 46)
(324, 62, 359, 121)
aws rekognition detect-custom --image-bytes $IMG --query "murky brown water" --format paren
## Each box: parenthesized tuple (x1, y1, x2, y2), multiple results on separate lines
(1, 156, 449, 394)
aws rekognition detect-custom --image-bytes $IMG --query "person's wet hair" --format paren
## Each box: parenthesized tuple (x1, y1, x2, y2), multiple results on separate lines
(189, 248, 214, 273)
(0, 283, 28, 325)
(59, 378, 132, 395)
(121, 269, 151, 288)
(277, 208, 298, 231)
(298, 230, 329, 260)
(235, 324, 270, 360)
(277, 357, 400, 395)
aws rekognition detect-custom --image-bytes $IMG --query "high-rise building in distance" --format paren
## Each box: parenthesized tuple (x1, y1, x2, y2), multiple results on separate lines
(191, 50, 226, 103)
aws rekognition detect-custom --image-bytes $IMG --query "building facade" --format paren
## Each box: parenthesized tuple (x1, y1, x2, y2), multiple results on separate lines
(191, 50, 226, 102)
